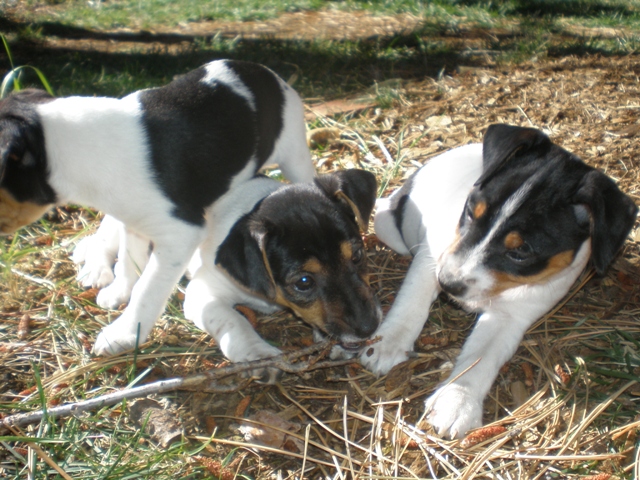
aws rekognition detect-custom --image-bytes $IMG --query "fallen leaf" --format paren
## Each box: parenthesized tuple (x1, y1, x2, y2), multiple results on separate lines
(555, 364, 571, 384)
(425, 115, 452, 128)
(384, 360, 413, 394)
(235, 305, 258, 327)
(194, 456, 235, 480)
(130, 399, 183, 448)
(510, 380, 529, 408)
(306, 127, 341, 148)
(239, 409, 304, 452)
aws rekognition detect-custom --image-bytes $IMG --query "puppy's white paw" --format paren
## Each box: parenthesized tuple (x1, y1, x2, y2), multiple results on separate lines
(71, 235, 91, 264)
(359, 332, 412, 376)
(425, 383, 483, 439)
(73, 236, 116, 289)
(92, 313, 147, 356)
(77, 263, 115, 289)
(96, 279, 133, 310)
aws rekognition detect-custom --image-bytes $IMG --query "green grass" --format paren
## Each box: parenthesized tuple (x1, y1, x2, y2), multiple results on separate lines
(16, 0, 452, 28)
(1, 0, 638, 100)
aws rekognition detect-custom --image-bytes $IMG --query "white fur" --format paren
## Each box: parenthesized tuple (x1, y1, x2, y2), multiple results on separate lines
(73, 214, 120, 289)
(77, 177, 288, 364)
(426, 241, 589, 438)
(364, 144, 483, 374)
(184, 177, 287, 363)
(370, 143, 593, 439)
(46, 61, 315, 355)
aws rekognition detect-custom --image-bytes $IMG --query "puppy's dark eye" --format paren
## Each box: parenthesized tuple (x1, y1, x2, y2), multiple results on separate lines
(464, 203, 474, 223)
(294, 275, 315, 292)
(506, 243, 534, 263)
(351, 246, 364, 264)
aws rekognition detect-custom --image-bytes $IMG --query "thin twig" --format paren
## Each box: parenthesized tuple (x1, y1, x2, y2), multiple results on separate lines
(1, 340, 353, 431)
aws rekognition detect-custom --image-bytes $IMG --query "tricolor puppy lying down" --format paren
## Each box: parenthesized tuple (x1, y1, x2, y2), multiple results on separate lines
(0, 59, 317, 355)
(75, 170, 381, 382)
(370, 124, 637, 438)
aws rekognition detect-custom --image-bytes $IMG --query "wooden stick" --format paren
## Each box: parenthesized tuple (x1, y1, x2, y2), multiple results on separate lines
(1, 340, 354, 431)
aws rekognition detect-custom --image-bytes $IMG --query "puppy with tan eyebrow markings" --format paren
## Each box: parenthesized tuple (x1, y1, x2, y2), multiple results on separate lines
(370, 124, 637, 439)
(76, 170, 381, 382)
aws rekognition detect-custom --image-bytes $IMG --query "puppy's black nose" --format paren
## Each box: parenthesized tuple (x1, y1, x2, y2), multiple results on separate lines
(440, 279, 468, 298)
(354, 318, 378, 338)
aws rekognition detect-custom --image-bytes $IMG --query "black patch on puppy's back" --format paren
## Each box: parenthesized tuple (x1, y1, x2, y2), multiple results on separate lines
(139, 60, 285, 225)
(229, 61, 285, 165)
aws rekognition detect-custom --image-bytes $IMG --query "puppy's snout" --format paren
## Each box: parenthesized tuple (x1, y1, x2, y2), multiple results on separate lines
(438, 266, 477, 298)
(440, 278, 468, 297)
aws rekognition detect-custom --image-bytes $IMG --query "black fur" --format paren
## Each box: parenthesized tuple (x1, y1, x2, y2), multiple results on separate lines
(388, 172, 417, 251)
(454, 124, 637, 281)
(139, 60, 286, 225)
(216, 170, 380, 339)
(574, 169, 638, 274)
(0, 90, 56, 204)
(475, 123, 551, 188)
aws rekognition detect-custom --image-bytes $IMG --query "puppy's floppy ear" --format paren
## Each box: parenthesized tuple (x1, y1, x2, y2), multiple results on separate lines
(573, 169, 638, 274)
(315, 169, 377, 230)
(476, 124, 551, 187)
(0, 89, 53, 182)
(0, 122, 25, 183)
(215, 216, 276, 299)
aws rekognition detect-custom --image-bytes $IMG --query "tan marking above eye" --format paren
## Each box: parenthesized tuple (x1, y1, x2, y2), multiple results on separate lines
(504, 231, 524, 250)
(302, 258, 324, 273)
(340, 241, 353, 261)
(473, 201, 487, 219)
(490, 249, 576, 295)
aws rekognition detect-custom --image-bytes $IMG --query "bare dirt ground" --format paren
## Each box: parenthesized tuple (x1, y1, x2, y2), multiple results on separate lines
(1, 8, 640, 479)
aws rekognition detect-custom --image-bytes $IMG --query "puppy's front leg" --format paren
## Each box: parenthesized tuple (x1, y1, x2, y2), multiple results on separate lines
(425, 309, 535, 439)
(360, 245, 440, 375)
(184, 268, 282, 383)
(93, 226, 204, 356)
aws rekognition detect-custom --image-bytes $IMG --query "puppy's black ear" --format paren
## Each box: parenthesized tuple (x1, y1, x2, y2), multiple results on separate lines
(315, 169, 377, 230)
(215, 216, 276, 299)
(0, 122, 25, 182)
(574, 170, 637, 274)
(0, 89, 52, 181)
(476, 124, 551, 187)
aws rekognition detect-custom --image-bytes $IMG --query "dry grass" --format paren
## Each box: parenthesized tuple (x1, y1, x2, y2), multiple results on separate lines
(1, 54, 640, 479)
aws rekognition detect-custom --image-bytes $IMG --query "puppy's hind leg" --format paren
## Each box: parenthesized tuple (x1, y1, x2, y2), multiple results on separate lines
(93, 223, 204, 356)
(73, 215, 120, 289)
(97, 226, 150, 310)
(271, 87, 316, 184)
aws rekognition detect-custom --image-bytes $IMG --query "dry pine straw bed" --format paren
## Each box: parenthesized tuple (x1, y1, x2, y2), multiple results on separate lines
(1, 54, 640, 479)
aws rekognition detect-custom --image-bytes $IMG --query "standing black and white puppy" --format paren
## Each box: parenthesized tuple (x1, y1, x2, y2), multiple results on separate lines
(370, 124, 637, 438)
(0, 59, 315, 356)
